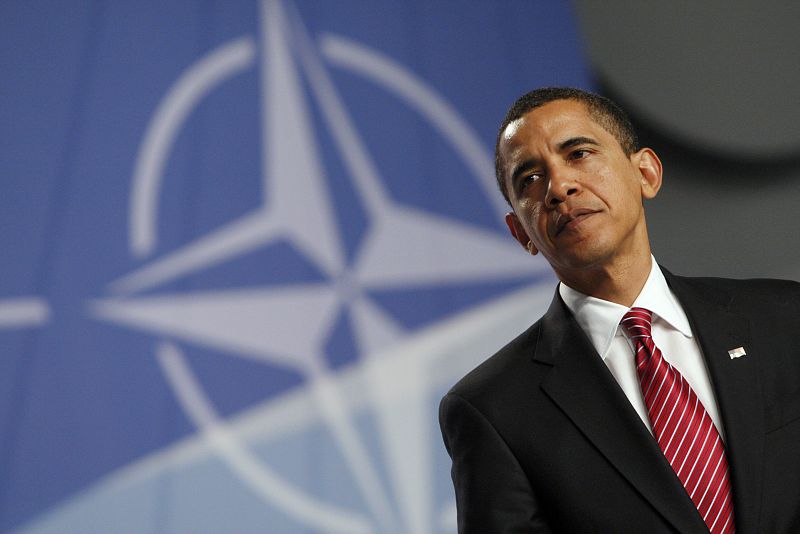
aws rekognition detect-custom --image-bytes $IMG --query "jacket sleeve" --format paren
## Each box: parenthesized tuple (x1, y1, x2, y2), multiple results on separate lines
(439, 392, 553, 533)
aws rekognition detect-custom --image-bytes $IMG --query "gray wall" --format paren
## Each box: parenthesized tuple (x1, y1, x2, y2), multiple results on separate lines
(574, 1, 800, 281)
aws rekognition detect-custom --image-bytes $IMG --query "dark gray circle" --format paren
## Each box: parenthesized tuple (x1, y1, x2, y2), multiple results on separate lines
(574, 1, 800, 158)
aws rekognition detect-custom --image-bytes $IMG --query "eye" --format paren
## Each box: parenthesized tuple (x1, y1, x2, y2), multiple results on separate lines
(521, 172, 543, 189)
(569, 149, 589, 160)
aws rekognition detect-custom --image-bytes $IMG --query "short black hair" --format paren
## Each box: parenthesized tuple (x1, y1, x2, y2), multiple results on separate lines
(494, 87, 639, 204)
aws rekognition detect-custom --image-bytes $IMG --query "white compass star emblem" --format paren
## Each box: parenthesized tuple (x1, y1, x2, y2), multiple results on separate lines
(90, 1, 549, 532)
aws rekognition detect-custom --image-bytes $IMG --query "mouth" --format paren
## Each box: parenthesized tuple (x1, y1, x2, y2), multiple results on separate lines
(554, 208, 599, 236)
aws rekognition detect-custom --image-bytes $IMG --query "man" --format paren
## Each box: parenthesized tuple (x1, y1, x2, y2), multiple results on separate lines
(439, 87, 800, 533)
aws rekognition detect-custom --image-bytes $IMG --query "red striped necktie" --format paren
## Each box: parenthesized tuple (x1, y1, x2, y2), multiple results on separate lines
(621, 307, 735, 533)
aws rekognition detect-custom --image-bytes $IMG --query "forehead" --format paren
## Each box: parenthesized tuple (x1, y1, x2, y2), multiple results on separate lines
(501, 99, 606, 151)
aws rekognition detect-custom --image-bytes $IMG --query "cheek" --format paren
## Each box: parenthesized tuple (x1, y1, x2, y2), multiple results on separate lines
(591, 170, 635, 208)
(517, 198, 537, 217)
(590, 167, 614, 190)
(526, 204, 550, 238)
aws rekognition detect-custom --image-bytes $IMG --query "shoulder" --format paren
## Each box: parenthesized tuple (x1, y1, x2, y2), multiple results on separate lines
(678, 274, 800, 294)
(443, 318, 543, 409)
(439, 316, 549, 465)
(667, 271, 800, 308)
(667, 273, 800, 346)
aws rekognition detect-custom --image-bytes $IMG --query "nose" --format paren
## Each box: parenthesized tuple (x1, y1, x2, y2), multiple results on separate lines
(544, 165, 580, 206)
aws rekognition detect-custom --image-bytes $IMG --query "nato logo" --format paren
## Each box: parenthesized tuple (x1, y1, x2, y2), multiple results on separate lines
(1, 1, 588, 532)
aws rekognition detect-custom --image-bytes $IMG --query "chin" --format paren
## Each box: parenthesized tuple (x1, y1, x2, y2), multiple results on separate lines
(550, 245, 614, 272)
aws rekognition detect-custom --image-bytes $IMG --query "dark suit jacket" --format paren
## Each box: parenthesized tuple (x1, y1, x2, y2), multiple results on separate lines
(440, 270, 800, 533)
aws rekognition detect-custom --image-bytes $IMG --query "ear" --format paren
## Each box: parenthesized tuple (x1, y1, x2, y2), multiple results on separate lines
(505, 212, 538, 255)
(632, 147, 662, 200)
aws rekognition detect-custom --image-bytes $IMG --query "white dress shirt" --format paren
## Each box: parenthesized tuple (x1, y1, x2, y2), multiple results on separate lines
(559, 256, 726, 439)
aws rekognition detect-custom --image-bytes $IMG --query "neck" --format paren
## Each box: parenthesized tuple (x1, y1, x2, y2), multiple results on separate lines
(556, 251, 653, 307)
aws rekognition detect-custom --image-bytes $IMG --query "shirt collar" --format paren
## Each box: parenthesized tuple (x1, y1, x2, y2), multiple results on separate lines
(558, 256, 693, 360)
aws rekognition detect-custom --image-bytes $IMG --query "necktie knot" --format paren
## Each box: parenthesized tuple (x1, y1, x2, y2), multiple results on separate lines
(621, 307, 653, 341)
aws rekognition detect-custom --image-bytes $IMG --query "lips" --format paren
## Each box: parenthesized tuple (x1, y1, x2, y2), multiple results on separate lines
(554, 208, 599, 236)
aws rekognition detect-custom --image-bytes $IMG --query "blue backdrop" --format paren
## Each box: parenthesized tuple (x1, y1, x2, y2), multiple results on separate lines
(0, 1, 591, 532)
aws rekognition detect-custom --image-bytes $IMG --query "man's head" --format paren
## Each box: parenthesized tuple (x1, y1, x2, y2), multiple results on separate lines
(496, 87, 662, 289)
(495, 87, 639, 204)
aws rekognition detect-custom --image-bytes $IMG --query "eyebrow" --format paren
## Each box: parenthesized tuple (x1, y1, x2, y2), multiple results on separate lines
(557, 136, 600, 151)
(508, 136, 600, 193)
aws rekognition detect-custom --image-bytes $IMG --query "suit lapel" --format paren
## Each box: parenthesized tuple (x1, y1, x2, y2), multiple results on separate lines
(536, 292, 709, 533)
(666, 272, 765, 534)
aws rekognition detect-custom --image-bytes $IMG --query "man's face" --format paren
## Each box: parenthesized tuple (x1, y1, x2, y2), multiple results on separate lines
(499, 99, 661, 279)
